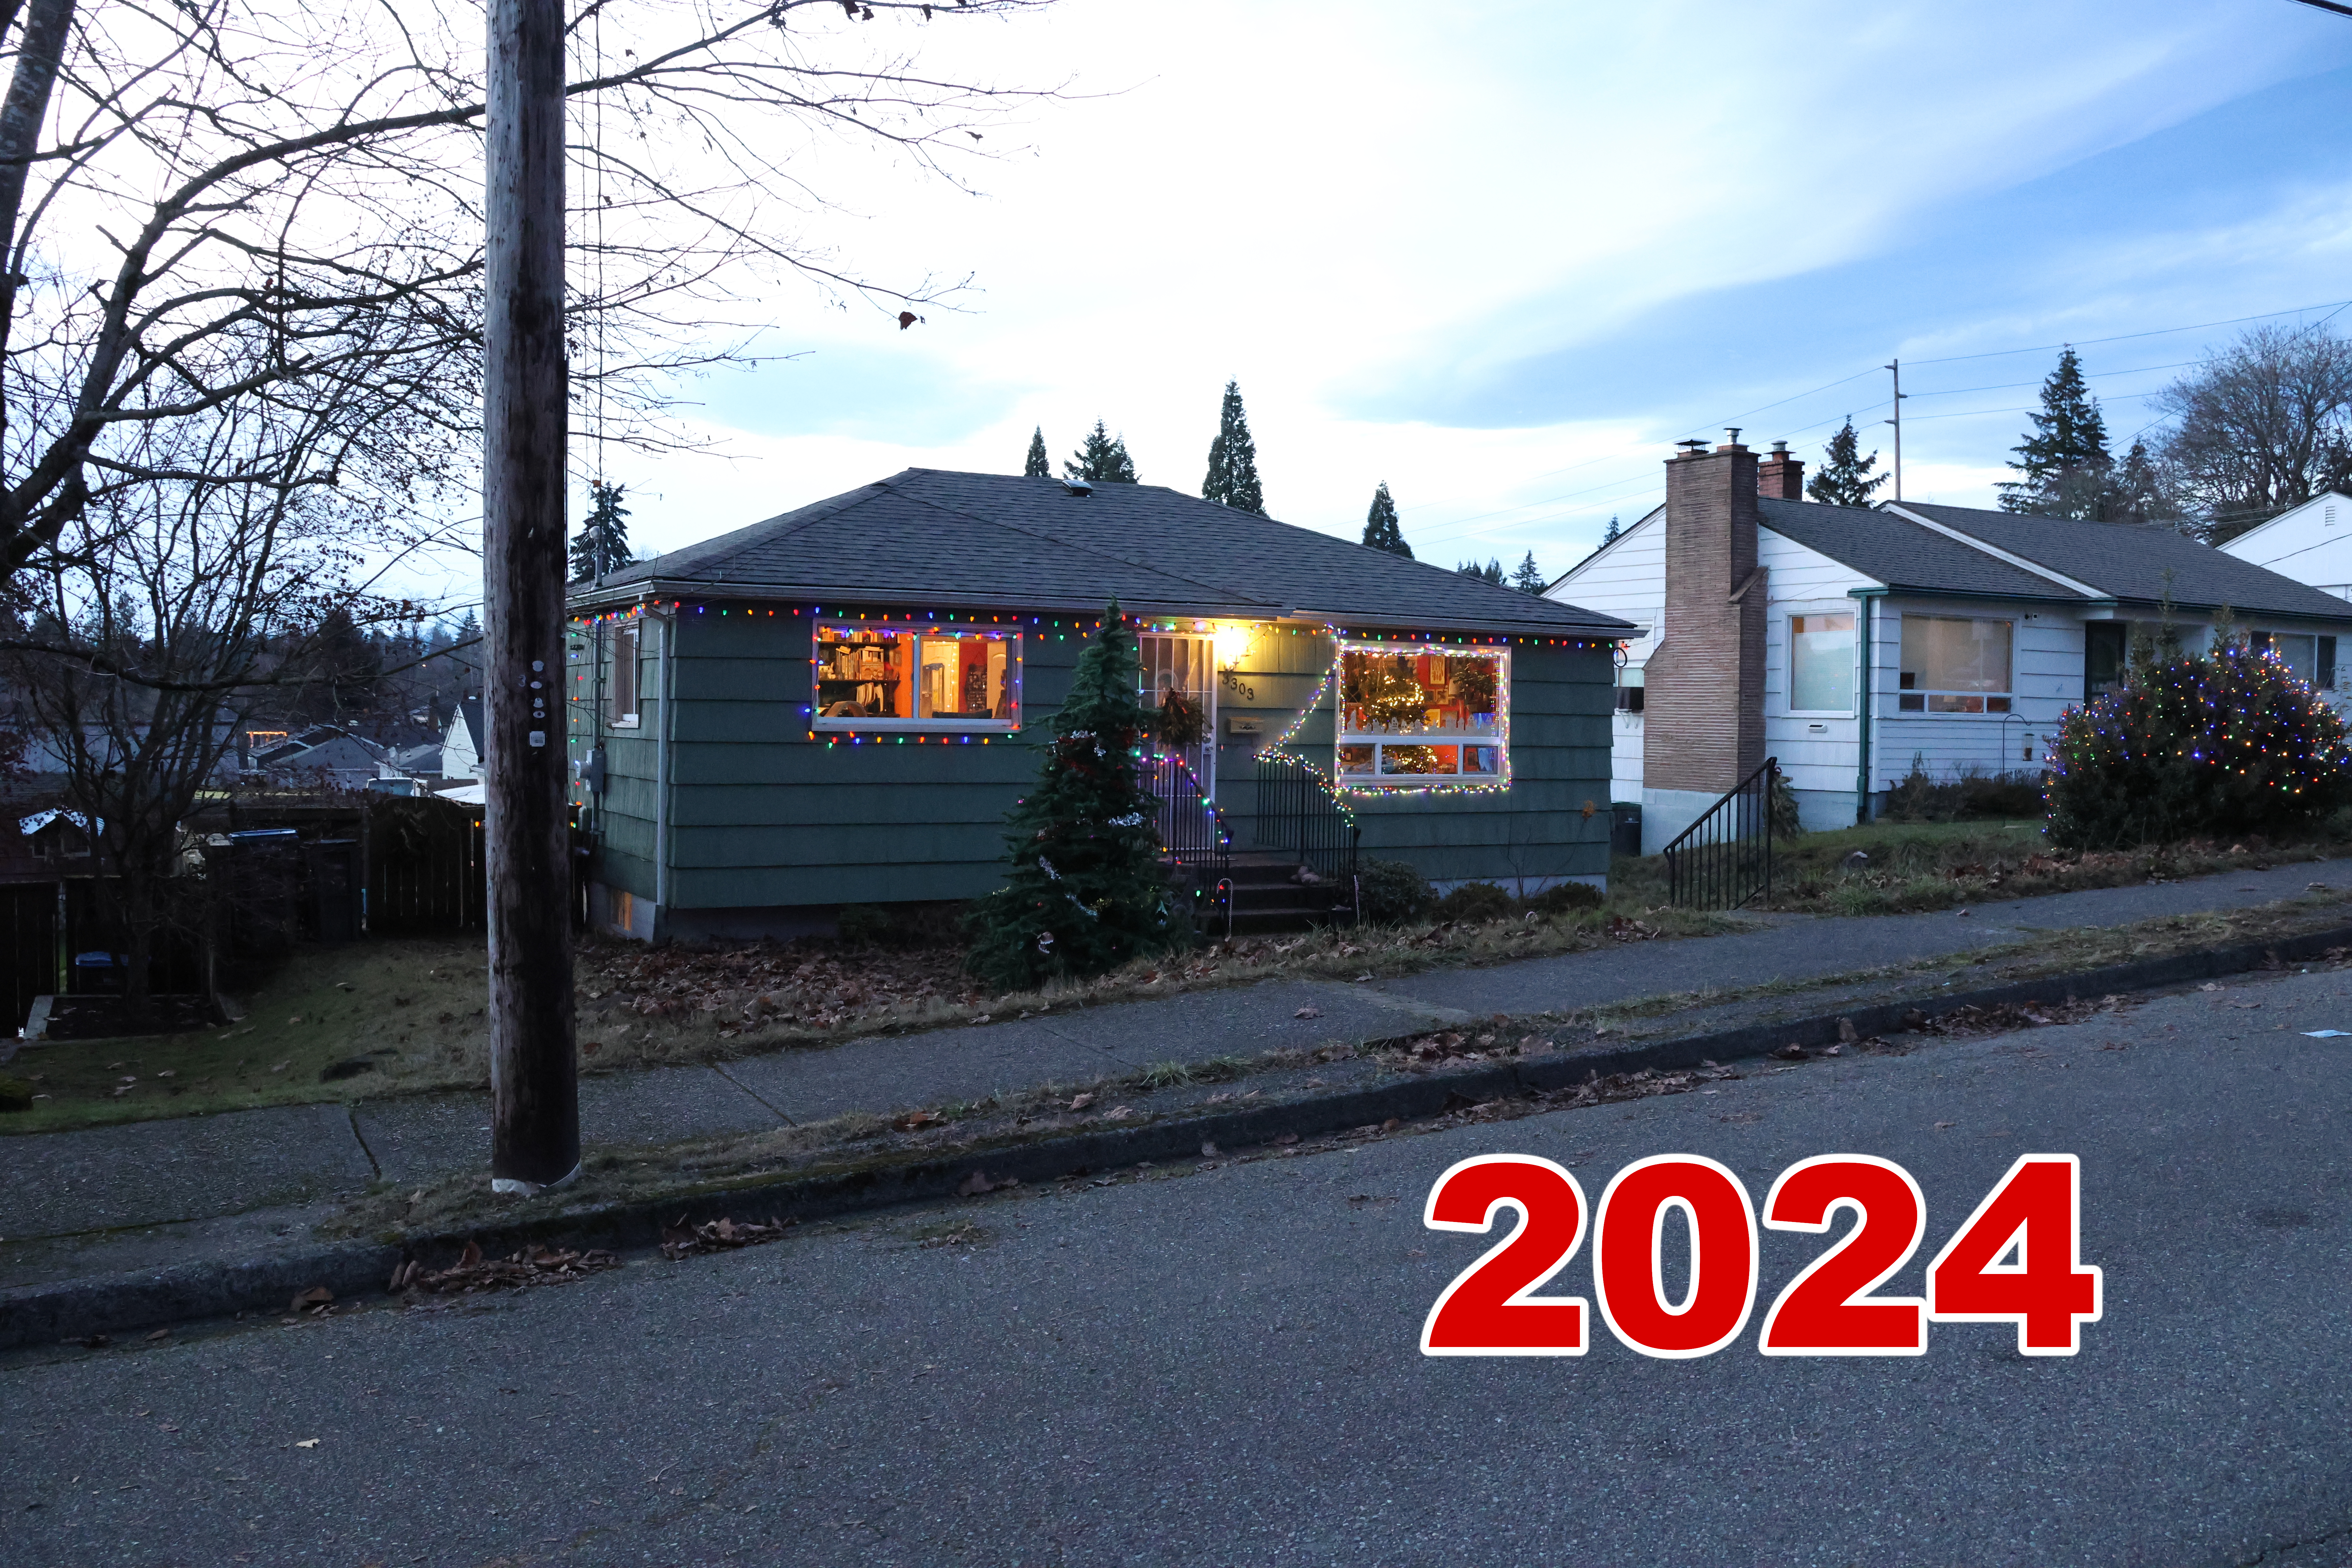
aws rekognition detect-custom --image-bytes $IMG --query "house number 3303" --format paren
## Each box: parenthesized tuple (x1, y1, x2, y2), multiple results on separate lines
(1419, 1153, 2101, 1359)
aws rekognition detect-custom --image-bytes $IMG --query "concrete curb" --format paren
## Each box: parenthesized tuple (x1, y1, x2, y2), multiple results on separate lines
(8, 921, 2346, 1352)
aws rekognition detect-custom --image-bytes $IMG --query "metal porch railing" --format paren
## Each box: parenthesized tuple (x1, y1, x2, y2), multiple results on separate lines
(1663, 756, 1778, 911)
(1251, 752, 1362, 918)
(1139, 751, 1233, 930)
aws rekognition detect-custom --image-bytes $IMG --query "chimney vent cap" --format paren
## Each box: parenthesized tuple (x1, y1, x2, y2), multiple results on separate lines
(1675, 438, 1708, 455)
(1770, 440, 1789, 454)
(1724, 427, 1743, 445)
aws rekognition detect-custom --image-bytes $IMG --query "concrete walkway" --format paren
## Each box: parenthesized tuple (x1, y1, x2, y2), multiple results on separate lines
(4, 853, 2345, 1288)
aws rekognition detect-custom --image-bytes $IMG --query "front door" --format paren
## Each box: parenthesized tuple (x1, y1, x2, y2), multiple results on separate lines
(1138, 632, 1218, 798)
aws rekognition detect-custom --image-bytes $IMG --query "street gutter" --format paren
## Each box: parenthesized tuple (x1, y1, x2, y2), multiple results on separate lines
(7, 918, 2348, 1352)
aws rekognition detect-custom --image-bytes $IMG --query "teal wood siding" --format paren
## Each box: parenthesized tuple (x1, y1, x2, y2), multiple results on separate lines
(574, 605, 1614, 914)
(657, 608, 1088, 910)
(568, 614, 663, 902)
(1214, 631, 1612, 888)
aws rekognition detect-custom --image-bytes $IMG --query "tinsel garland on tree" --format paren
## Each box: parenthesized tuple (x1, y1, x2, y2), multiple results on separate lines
(2044, 639, 2352, 849)
(965, 602, 1177, 989)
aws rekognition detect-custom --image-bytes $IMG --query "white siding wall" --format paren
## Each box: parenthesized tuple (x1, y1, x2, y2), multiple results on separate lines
(1548, 509, 1662, 802)
(1760, 531, 1873, 815)
(2217, 491, 2352, 599)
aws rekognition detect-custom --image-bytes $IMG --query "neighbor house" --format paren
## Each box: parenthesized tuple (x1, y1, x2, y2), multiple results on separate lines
(1552, 437, 2352, 853)
(2215, 490, 2352, 603)
(563, 468, 1633, 941)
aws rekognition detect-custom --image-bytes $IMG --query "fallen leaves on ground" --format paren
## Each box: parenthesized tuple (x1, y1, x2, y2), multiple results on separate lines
(892, 1109, 945, 1131)
(392, 1241, 619, 1295)
(956, 1169, 1021, 1198)
(657, 1215, 797, 1260)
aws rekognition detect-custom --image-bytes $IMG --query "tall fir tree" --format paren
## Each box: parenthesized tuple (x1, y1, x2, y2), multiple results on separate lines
(2000, 347, 2112, 516)
(1509, 551, 1546, 594)
(1456, 558, 1504, 585)
(1199, 379, 1266, 514)
(569, 481, 633, 582)
(1361, 482, 1412, 557)
(964, 601, 1176, 990)
(1023, 427, 1050, 477)
(1806, 417, 1889, 508)
(1602, 515, 1621, 544)
(1065, 420, 1139, 484)
(2110, 439, 2180, 528)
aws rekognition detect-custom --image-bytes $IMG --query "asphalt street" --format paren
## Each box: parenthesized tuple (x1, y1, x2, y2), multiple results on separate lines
(7, 964, 2352, 1567)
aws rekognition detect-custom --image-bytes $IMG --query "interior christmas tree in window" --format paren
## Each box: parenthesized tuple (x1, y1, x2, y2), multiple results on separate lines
(813, 622, 1020, 730)
(1335, 643, 1508, 787)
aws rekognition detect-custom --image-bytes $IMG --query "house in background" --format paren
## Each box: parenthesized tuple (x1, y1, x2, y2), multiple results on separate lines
(438, 696, 486, 784)
(564, 468, 1632, 942)
(1552, 438, 2352, 853)
(2215, 490, 2352, 603)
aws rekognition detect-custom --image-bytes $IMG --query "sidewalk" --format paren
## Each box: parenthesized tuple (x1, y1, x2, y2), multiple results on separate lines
(5, 853, 2346, 1290)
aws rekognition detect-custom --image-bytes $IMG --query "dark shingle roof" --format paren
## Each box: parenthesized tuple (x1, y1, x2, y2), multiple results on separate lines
(1894, 501, 2352, 622)
(1759, 498, 2085, 603)
(583, 470, 1632, 638)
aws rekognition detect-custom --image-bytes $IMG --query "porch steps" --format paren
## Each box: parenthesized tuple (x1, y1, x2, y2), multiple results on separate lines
(1217, 850, 1353, 936)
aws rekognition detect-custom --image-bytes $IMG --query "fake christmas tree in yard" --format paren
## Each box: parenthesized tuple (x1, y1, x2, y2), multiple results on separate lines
(2044, 636, 2352, 849)
(965, 602, 1177, 990)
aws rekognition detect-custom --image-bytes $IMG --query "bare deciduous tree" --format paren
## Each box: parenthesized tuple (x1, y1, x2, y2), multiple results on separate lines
(0, 0, 1060, 598)
(2155, 323, 2352, 543)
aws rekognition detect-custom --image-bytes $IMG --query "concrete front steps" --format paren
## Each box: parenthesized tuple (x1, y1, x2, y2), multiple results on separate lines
(1215, 850, 1355, 936)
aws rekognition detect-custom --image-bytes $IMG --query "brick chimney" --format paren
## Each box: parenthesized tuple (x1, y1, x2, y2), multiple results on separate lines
(1642, 432, 1768, 805)
(1758, 439, 1804, 501)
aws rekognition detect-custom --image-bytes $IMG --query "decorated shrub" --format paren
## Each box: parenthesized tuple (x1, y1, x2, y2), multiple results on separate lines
(2044, 639, 2352, 850)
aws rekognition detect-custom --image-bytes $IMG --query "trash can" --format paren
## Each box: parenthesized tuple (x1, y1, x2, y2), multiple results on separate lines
(1610, 802, 1642, 858)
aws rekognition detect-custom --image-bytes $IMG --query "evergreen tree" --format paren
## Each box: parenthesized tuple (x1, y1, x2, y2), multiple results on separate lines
(1199, 379, 1266, 514)
(2000, 347, 2112, 516)
(1064, 420, 1139, 484)
(1806, 417, 1889, 509)
(569, 481, 632, 582)
(1509, 551, 1546, 594)
(2110, 440, 2182, 529)
(1361, 482, 1412, 557)
(1024, 426, 1050, 477)
(1602, 515, 1621, 544)
(1456, 558, 1504, 585)
(964, 602, 1177, 990)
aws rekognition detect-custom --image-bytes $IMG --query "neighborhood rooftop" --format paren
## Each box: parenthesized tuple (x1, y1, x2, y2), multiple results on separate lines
(1756, 498, 2084, 604)
(1892, 501, 2352, 622)
(587, 468, 1635, 638)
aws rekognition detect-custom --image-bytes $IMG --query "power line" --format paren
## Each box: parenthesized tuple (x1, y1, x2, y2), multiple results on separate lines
(1904, 297, 2352, 366)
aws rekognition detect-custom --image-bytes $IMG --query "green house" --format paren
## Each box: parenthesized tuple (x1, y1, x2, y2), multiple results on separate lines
(564, 469, 1633, 940)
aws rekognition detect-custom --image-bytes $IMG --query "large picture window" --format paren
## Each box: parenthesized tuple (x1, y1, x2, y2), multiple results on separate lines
(1335, 643, 1508, 786)
(2252, 630, 2337, 690)
(1787, 613, 1854, 714)
(1898, 615, 2012, 714)
(813, 623, 1020, 731)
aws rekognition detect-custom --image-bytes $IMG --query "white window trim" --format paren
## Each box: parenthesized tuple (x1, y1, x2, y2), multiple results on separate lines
(1785, 611, 1858, 718)
(609, 621, 643, 729)
(1333, 640, 1510, 788)
(1894, 613, 2016, 717)
(811, 621, 1023, 732)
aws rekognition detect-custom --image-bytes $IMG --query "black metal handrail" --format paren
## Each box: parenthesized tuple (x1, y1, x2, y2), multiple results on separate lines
(1252, 752, 1362, 917)
(1140, 751, 1232, 926)
(1663, 756, 1778, 910)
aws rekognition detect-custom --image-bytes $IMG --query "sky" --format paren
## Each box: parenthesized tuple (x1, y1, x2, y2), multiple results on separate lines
(535, 0, 2352, 606)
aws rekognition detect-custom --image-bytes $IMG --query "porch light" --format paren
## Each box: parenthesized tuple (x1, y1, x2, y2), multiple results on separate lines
(1213, 623, 1255, 669)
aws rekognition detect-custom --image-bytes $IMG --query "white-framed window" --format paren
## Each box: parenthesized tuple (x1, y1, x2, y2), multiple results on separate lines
(2252, 630, 2337, 689)
(1897, 614, 2012, 714)
(609, 621, 641, 727)
(1334, 642, 1508, 786)
(1787, 612, 1856, 714)
(813, 622, 1021, 731)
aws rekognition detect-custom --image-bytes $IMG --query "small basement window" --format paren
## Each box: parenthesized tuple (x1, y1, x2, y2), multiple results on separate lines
(814, 622, 1020, 731)
(1897, 614, 2012, 714)
(1335, 642, 1507, 786)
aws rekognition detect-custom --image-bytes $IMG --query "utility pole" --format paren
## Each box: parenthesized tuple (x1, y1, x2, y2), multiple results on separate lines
(1883, 358, 1906, 503)
(483, 0, 579, 1194)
